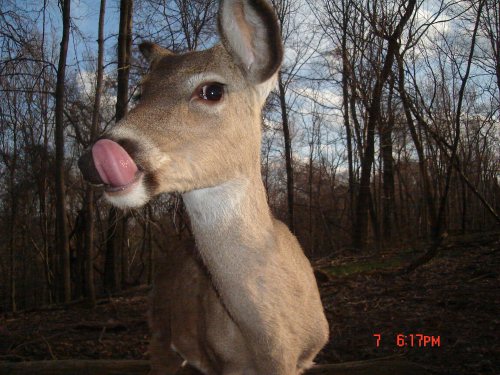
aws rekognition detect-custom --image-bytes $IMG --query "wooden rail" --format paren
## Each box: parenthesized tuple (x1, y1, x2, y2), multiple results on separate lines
(0, 357, 433, 375)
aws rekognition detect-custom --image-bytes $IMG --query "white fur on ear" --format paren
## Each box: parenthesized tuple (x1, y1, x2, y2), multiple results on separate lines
(219, 1, 257, 70)
(255, 72, 278, 105)
(218, 0, 283, 84)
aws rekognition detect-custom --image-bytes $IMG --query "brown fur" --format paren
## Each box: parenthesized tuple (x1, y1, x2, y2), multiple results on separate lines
(92, 1, 329, 374)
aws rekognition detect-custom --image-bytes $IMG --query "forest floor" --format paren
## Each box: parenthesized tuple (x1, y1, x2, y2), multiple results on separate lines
(0, 232, 498, 375)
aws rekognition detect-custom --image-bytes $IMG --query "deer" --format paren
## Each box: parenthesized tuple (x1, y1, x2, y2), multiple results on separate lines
(78, 0, 329, 374)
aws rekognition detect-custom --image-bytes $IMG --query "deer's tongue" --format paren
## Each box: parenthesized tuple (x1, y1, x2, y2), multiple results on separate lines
(92, 139, 138, 187)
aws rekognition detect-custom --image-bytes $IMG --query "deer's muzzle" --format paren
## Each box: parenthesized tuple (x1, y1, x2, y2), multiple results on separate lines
(78, 139, 140, 190)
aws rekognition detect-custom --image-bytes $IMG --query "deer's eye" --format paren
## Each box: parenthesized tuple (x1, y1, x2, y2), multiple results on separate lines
(196, 83, 224, 102)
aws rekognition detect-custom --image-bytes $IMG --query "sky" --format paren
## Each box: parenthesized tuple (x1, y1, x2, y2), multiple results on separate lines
(10, 0, 498, 167)
(72, 0, 119, 42)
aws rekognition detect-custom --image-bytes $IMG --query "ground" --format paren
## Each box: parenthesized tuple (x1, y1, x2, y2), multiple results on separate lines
(1, 232, 498, 374)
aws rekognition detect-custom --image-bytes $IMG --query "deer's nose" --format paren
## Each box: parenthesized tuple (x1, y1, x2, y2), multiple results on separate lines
(78, 147, 105, 185)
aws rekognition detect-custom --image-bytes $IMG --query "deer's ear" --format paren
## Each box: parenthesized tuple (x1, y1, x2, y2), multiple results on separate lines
(139, 42, 173, 66)
(218, 0, 283, 84)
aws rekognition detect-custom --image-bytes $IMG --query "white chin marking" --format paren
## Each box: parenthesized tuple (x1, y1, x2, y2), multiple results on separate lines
(104, 181, 149, 209)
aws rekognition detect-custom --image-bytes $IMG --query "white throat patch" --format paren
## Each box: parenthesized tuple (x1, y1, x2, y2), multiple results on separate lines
(183, 178, 249, 228)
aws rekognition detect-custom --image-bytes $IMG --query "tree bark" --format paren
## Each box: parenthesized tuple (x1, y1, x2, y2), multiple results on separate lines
(38, 0, 53, 308)
(83, 0, 106, 307)
(104, 207, 120, 293)
(340, 1, 355, 223)
(104, 0, 133, 293)
(54, 0, 72, 303)
(116, 0, 133, 122)
(8, 114, 19, 312)
(308, 125, 315, 255)
(278, 71, 295, 233)
(380, 79, 396, 243)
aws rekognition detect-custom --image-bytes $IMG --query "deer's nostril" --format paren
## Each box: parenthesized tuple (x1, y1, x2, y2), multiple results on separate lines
(78, 149, 104, 185)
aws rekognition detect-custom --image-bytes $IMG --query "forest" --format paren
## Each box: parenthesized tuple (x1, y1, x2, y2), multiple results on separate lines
(0, 0, 499, 373)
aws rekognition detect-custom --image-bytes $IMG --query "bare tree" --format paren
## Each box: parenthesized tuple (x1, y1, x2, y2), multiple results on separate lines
(82, 0, 106, 307)
(277, 71, 296, 232)
(54, 0, 72, 303)
(352, 0, 417, 251)
(379, 77, 397, 243)
(135, 0, 217, 51)
(104, 0, 133, 293)
(270, 0, 317, 233)
(396, 0, 488, 271)
(312, 0, 359, 232)
(480, 0, 500, 95)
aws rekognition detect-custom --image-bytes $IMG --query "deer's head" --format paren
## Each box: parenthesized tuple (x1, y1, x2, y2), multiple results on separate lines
(79, 0, 283, 208)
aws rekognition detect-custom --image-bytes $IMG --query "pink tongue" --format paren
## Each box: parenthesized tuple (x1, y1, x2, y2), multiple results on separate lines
(92, 139, 138, 187)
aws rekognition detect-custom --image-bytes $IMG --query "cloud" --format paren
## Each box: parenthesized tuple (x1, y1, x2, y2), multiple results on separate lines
(295, 86, 342, 110)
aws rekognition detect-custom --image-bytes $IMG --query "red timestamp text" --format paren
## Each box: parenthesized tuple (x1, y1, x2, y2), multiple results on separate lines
(373, 333, 441, 347)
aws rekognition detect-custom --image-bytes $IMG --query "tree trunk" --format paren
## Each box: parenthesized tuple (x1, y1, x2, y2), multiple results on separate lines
(104, 0, 133, 293)
(54, 0, 72, 303)
(83, 0, 106, 307)
(37, 0, 53, 308)
(278, 71, 295, 233)
(340, 3, 355, 223)
(121, 216, 130, 288)
(116, 0, 133, 122)
(104, 207, 120, 293)
(8, 117, 18, 312)
(352, 0, 416, 251)
(147, 205, 154, 285)
(308, 129, 315, 255)
(395, 51, 437, 238)
(380, 79, 396, 244)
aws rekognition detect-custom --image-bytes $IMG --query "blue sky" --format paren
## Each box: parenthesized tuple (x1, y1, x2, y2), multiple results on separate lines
(72, 0, 119, 41)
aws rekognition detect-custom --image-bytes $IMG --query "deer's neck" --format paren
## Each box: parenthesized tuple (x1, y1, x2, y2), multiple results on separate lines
(182, 176, 274, 276)
(183, 176, 291, 353)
